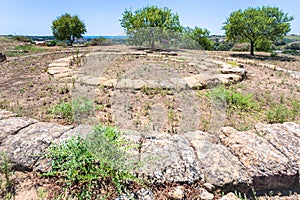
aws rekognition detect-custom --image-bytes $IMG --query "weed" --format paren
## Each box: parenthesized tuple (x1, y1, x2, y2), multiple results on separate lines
(207, 86, 258, 111)
(0, 152, 14, 199)
(226, 61, 239, 66)
(291, 100, 300, 118)
(37, 188, 47, 200)
(142, 102, 152, 116)
(267, 104, 291, 123)
(234, 191, 248, 200)
(6, 45, 48, 57)
(44, 124, 141, 198)
(51, 97, 94, 123)
(167, 108, 178, 134)
(58, 84, 69, 94)
(51, 101, 73, 121)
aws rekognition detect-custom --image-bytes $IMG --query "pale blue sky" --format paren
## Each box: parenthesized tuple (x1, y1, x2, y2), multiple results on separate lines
(0, 0, 299, 36)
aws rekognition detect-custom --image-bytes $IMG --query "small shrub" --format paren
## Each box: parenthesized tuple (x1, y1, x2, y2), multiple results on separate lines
(212, 41, 234, 51)
(0, 152, 14, 199)
(44, 124, 140, 198)
(207, 86, 258, 111)
(51, 101, 73, 121)
(51, 97, 94, 123)
(231, 43, 250, 52)
(46, 40, 57, 47)
(267, 104, 290, 123)
(226, 61, 239, 66)
(291, 100, 300, 119)
(285, 41, 300, 50)
(12, 35, 33, 43)
(282, 49, 300, 56)
(88, 37, 112, 46)
(255, 39, 272, 52)
(14, 44, 47, 53)
(270, 51, 278, 57)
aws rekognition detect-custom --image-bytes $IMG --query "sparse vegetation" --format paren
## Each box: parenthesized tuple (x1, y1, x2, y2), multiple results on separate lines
(1, 27, 300, 199)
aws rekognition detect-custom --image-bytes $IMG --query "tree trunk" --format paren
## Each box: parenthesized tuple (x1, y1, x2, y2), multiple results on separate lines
(151, 39, 155, 49)
(250, 40, 254, 56)
(70, 36, 75, 46)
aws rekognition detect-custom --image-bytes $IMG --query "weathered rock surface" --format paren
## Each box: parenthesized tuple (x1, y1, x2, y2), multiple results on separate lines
(0, 121, 71, 171)
(0, 116, 37, 141)
(220, 192, 240, 200)
(0, 109, 299, 196)
(198, 188, 214, 200)
(184, 131, 251, 192)
(0, 110, 16, 120)
(220, 127, 299, 191)
(139, 133, 203, 183)
(255, 122, 300, 166)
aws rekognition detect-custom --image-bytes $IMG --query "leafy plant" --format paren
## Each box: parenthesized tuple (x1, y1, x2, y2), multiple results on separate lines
(207, 86, 258, 111)
(51, 101, 73, 121)
(44, 124, 141, 198)
(267, 100, 300, 124)
(267, 104, 290, 123)
(12, 35, 34, 43)
(51, 97, 94, 123)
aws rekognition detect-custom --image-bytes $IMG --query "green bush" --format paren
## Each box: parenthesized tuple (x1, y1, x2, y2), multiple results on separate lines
(285, 41, 300, 50)
(255, 39, 272, 52)
(231, 43, 250, 52)
(46, 40, 57, 47)
(44, 124, 140, 198)
(12, 35, 33, 43)
(266, 100, 300, 124)
(267, 104, 290, 123)
(207, 86, 258, 112)
(212, 41, 234, 51)
(291, 100, 300, 117)
(282, 49, 300, 56)
(88, 37, 112, 46)
(51, 97, 94, 123)
(14, 44, 47, 52)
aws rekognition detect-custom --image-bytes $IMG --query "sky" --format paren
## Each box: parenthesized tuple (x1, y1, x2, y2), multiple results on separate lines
(0, 0, 299, 36)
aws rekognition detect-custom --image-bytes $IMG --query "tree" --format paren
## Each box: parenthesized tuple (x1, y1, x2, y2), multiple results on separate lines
(120, 6, 182, 48)
(52, 13, 86, 46)
(223, 6, 293, 56)
(185, 27, 213, 50)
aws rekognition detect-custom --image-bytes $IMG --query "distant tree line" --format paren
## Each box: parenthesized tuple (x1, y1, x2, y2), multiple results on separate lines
(48, 5, 294, 55)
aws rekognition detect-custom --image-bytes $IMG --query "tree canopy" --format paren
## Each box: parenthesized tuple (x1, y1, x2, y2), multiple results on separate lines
(184, 27, 213, 50)
(223, 6, 293, 55)
(120, 6, 182, 48)
(51, 13, 86, 46)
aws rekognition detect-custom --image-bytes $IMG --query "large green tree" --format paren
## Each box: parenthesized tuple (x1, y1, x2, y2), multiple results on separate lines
(52, 13, 86, 46)
(120, 6, 182, 48)
(223, 6, 293, 55)
(185, 27, 213, 50)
